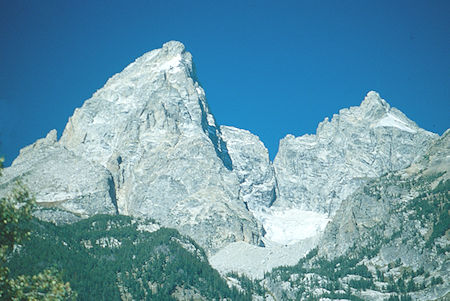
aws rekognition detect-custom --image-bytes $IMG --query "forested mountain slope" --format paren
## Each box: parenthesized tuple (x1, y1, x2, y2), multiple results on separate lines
(8, 214, 253, 300)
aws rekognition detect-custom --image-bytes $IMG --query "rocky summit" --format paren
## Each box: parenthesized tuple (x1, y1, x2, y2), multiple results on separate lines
(273, 91, 437, 215)
(1, 41, 260, 255)
(262, 131, 449, 301)
(1, 41, 448, 300)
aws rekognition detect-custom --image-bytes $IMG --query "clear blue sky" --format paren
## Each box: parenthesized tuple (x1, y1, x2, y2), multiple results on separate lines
(0, 1, 449, 165)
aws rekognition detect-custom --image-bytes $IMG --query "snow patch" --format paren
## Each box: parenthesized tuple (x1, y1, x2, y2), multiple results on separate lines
(297, 139, 317, 146)
(253, 208, 330, 245)
(196, 87, 204, 95)
(160, 54, 182, 71)
(92, 115, 106, 124)
(374, 113, 417, 133)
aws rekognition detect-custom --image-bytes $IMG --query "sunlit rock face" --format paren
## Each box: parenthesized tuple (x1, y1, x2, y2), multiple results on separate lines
(319, 130, 450, 259)
(273, 91, 437, 215)
(0, 129, 117, 218)
(0, 41, 441, 261)
(2, 41, 260, 255)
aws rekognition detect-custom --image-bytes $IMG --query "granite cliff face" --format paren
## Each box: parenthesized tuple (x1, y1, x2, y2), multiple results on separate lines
(319, 128, 449, 263)
(0, 41, 444, 263)
(2, 41, 448, 299)
(273, 91, 437, 215)
(260, 131, 449, 301)
(0, 130, 117, 218)
(1, 41, 260, 255)
(58, 41, 262, 254)
(220, 126, 277, 212)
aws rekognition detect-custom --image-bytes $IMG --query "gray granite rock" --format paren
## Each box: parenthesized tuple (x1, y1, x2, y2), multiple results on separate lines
(2, 41, 260, 255)
(220, 126, 277, 211)
(317, 131, 450, 298)
(261, 132, 449, 299)
(273, 91, 437, 215)
(0, 42, 443, 266)
(320, 130, 449, 258)
(0, 129, 117, 217)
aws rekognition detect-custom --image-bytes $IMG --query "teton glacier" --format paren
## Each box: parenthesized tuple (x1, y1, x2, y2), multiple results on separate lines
(1, 41, 448, 300)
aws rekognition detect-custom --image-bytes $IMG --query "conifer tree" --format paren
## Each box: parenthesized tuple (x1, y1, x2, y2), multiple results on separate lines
(0, 157, 76, 300)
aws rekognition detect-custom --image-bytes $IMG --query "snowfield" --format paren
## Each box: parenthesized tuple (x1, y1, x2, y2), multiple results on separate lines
(210, 208, 330, 278)
(374, 112, 417, 133)
(253, 208, 330, 245)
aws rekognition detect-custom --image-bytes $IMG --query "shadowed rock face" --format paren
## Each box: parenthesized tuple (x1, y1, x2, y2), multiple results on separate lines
(2, 41, 260, 255)
(273, 91, 437, 215)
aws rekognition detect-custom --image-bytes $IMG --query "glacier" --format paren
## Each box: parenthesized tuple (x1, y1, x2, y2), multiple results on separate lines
(253, 208, 330, 245)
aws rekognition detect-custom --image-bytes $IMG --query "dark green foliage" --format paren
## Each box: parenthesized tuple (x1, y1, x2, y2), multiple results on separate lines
(430, 276, 444, 285)
(415, 267, 424, 276)
(267, 246, 380, 299)
(385, 271, 424, 294)
(0, 157, 76, 300)
(432, 177, 449, 194)
(226, 272, 265, 296)
(348, 278, 374, 290)
(261, 164, 448, 299)
(377, 269, 385, 281)
(427, 201, 449, 246)
(405, 177, 449, 248)
(305, 247, 318, 260)
(265, 208, 440, 300)
(353, 264, 372, 278)
(8, 214, 249, 300)
(406, 279, 416, 292)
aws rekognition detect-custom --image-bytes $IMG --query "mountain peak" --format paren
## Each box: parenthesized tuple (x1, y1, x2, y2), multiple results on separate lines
(360, 90, 390, 115)
(54, 41, 259, 254)
(162, 40, 186, 54)
(274, 91, 437, 215)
